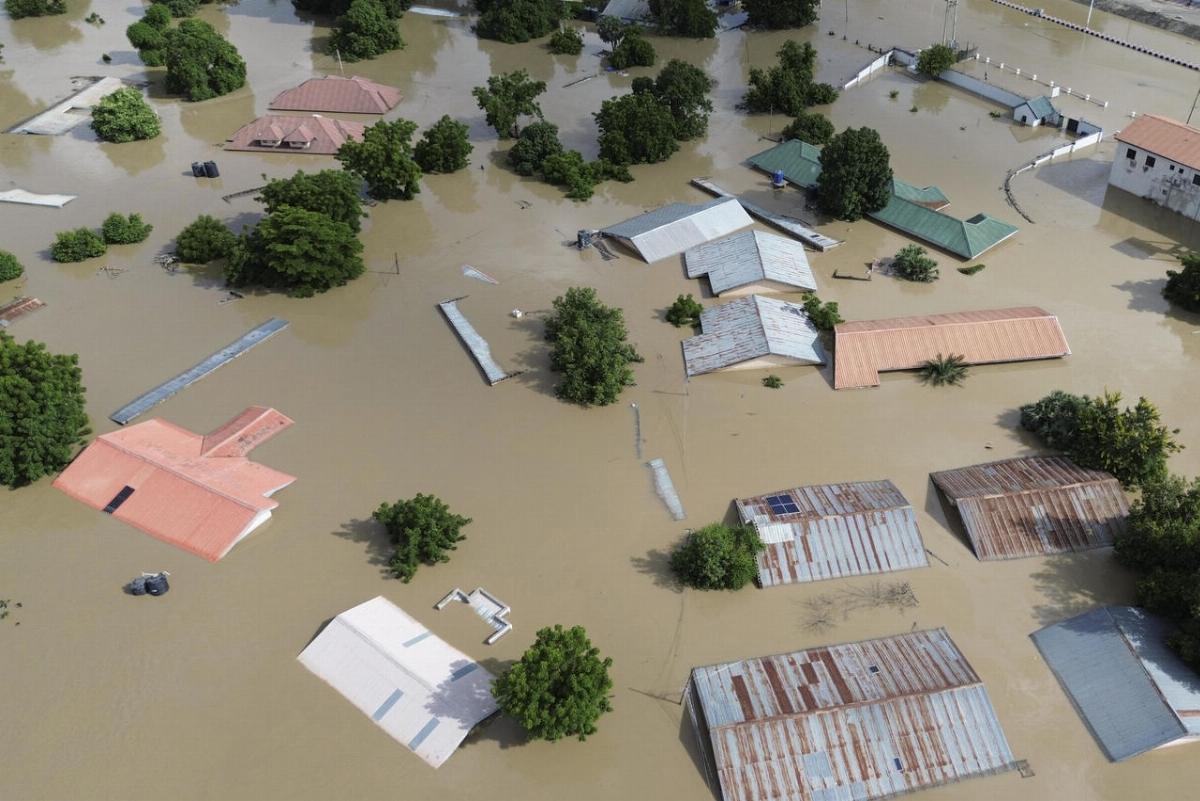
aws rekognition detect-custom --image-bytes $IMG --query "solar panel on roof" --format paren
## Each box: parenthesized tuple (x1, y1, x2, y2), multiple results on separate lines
(103, 486, 135, 514)
(766, 494, 800, 515)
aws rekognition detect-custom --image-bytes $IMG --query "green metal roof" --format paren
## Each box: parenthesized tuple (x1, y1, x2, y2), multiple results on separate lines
(1026, 95, 1057, 120)
(891, 179, 949, 208)
(746, 139, 823, 188)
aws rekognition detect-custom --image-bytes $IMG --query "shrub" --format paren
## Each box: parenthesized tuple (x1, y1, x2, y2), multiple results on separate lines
(165, 19, 246, 101)
(742, 40, 837, 116)
(144, 3, 172, 28)
(258, 170, 366, 232)
(781, 110, 834, 145)
(892, 244, 939, 282)
(508, 120, 564, 176)
(609, 33, 655, 69)
(1164, 252, 1200, 313)
(548, 26, 583, 54)
(413, 116, 473, 173)
(958, 264, 986, 275)
(0, 251, 24, 282)
(101, 213, 153, 245)
(816, 126, 893, 220)
(665, 294, 702, 327)
(4, 0, 65, 19)
(473, 70, 547, 139)
(329, 0, 403, 62)
(372, 493, 471, 582)
(91, 88, 161, 143)
(762, 374, 783, 388)
(920, 353, 968, 386)
(544, 287, 642, 406)
(126, 20, 166, 52)
(916, 43, 956, 77)
(475, 0, 564, 43)
(336, 118, 422, 201)
(51, 229, 106, 263)
(174, 215, 237, 263)
(742, 0, 817, 29)
(800, 293, 841, 330)
(225, 207, 364, 297)
(648, 0, 716, 38)
(669, 523, 764, 590)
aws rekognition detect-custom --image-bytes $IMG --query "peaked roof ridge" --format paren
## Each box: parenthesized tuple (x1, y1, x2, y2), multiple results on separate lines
(337, 601, 444, 693)
(837, 306, 1054, 334)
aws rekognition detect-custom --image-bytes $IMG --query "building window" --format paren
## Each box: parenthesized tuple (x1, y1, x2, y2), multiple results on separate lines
(1146, 156, 1157, 168)
(1126, 148, 1136, 160)
(1169, 164, 1176, 172)
(765, 494, 800, 516)
(1193, 174, 1200, 186)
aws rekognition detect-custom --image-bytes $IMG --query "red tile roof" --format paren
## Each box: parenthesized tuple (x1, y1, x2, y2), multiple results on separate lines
(53, 407, 295, 562)
(269, 75, 402, 114)
(225, 115, 365, 155)
(1115, 115, 1200, 171)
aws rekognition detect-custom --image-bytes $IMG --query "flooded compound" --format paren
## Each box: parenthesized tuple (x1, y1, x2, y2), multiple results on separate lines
(3, 0, 1200, 799)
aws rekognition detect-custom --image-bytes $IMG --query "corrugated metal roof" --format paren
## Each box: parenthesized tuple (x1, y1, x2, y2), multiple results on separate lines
(688, 628, 1016, 801)
(603, 198, 753, 263)
(746, 139, 824, 188)
(736, 480, 928, 586)
(685, 230, 817, 295)
(225, 115, 365, 155)
(1032, 606, 1200, 762)
(601, 0, 651, 20)
(269, 75, 402, 114)
(1024, 95, 1058, 119)
(682, 295, 826, 376)
(298, 596, 498, 769)
(833, 306, 1070, 390)
(1115, 114, 1200, 170)
(890, 179, 949, 209)
(931, 456, 1128, 560)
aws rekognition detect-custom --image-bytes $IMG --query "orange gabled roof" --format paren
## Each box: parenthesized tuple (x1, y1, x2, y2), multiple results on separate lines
(268, 75, 403, 114)
(1115, 115, 1200, 171)
(53, 408, 295, 562)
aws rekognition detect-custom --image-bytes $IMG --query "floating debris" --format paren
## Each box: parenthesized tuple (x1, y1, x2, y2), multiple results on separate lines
(631, 403, 643, 459)
(125, 571, 170, 596)
(648, 458, 685, 521)
(437, 298, 510, 385)
(7, 76, 126, 135)
(0, 297, 46, 328)
(0, 189, 76, 208)
(461, 265, 499, 285)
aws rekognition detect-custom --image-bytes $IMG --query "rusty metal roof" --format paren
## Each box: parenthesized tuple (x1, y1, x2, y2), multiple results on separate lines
(1115, 114, 1200, 171)
(225, 115, 365, 155)
(930, 456, 1128, 561)
(736, 480, 928, 587)
(687, 628, 1016, 801)
(683, 296, 826, 376)
(833, 306, 1070, 390)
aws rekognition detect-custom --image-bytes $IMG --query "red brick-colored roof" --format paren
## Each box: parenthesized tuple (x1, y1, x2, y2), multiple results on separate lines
(53, 407, 295, 562)
(225, 115, 365, 155)
(1115, 114, 1200, 171)
(269, 75, 402, 114)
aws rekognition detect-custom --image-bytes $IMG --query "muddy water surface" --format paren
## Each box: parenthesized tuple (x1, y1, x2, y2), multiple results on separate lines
(3, 1, 1200, 799)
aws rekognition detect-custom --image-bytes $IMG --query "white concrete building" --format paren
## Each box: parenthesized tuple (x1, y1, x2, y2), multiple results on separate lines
(1109, 114, 1200, 221)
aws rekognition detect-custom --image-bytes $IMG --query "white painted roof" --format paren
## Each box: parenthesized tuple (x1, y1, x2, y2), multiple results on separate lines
(682, 295, 826, 376)
(685, 230, 816, 295)
(603, 198, 753, 263)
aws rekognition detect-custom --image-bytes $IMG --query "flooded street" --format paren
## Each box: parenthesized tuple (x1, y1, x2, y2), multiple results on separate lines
(3, 0, 1200, 798)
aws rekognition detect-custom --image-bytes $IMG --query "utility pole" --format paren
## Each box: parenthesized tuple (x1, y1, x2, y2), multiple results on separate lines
(1087, 0, 1096, 28)
(943, 0, 960, 48)
(1187, 83, 1200, 125)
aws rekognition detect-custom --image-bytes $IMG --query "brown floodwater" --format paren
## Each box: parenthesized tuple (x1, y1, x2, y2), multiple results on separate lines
(3, 0, 1200, 799)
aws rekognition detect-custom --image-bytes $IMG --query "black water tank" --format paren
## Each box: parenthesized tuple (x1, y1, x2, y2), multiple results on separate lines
(144, 573, 170, 596)
(191, 162, 205, 177)
(126, 575, 148, 595)
(204, 161, 219, 178)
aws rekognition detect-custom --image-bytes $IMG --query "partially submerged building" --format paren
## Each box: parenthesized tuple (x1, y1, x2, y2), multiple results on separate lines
(599, 0, 650, 21)
(684, 230, 817, 296)
(1032, 606, 1200, 762)
(601, 197, 753, 263)
(225, 114, 365, 155)
(53, 407, 295, 562)
(682, 295, 825, 376)
(735, 480, 927, 586)
(298, 596, 498, 768)
(832, 306, 1070, 390)
(7, 76, 127, 135)
(1012, 95, 1061, 128)
(268, 75, 402, 114)
(686, 628, 1016, 801)
(1109, 114, 1200, 221)
(931, 456, 1128, 560)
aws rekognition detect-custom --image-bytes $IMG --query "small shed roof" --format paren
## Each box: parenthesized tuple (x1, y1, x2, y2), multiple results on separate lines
(269, 75, 402, 114)
(298, 596, 498, 768)
(682, 295, 826, 376)
(225, 115, 365, 155)
(688, 628, 1016, 801)
(833, 306, 1070, 390)
(1032, 606, 1200, 762)
(746, 139, 823, 188)
(1115, 114, 1200, 170)
(684, 230, 816, 295)
(1024, 95, 1058, 119)
(736, 479, 928, 586)
(931, 456, 1128, 560)
(602, 198, 753, 263)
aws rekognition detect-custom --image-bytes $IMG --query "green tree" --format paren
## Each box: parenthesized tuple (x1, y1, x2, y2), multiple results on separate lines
(4, 0, 65, 19)
(51, 229, 106, 263)
(336, 118, 422, 201)
(544, 287, 642, 406)
(225, 207, 364, 297)
(892, 244, 938, 282)
(801, 293, 841, 330)
(1164, 251, 1200, 313)
(492, 625, 613, 742)
(669, 523, 764, 590)
(742, 40, 838, 115)
(174, 215, 237, 263)
(101, 213, 154, 245)
(127, 6, 171, 65)
(413, 116, 473, 173)
(1019, 390, 1183, 488)
(596, 16, 629, 47)
(595, 91, 678, 165)
(293, 0, 409, 18)
(90, 88, 161, 143)
(258, 170, 366, 232)
(372, 493, 471, 582)
(648, 0, 716, 37)
(916, 43, 956, 77)
(666, 293, 702, 327)
(781, 110, 833, 145)
(816, 126, 893, 220)
(609, 32, 655, 69)
(742, 0, 817, 29)
(540, 152, 631, 201)
(651, 58, 713, 140)
(329, 0, 403, 62)
(474, 0, 564, 43)
(0, 251, 23, 283)
(0, 332, 90, 488)
(548, 26, 583, 54)
(164, 19, 247, 101)
(507, 120, 564, 176)
(920, 353, 968, 386)
(151, 0, 198, 17)
(472, 70, 547, 139)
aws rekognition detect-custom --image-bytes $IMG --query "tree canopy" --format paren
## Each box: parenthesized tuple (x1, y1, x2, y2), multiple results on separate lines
(648, 0, 716, 38)
(293, 0, 410, 17)
(473, 70, 547, 139)
(259, 170, 366, 232)
(508, 121, 564, 176)
(1019, 390, 1182, 488)
(474, 0, 565, 43)
(916, 43, 956, 77)
(892, 244, 939, 282)
(742, 41, 838, 115)
(666, 294, 703, 327)
(413, 116, 473, 173)
(91, 88, 161, 143)
(0, 333, 90, 488)
(329, 0, 404, 62)
(540, 151, 630, 201)
(51, 229, 106, 263)
(800, 293, 842, 331)
(127, 5, 171, 66)
(651, 58, 714, 140)
(544, 287, 642, 406)
(548, 26, 583, 55)
(595, 91, 678, 165)
(0, 251, 24, 283)
(1165, 252, 1200, 313)
(742, 0, 817, 29)
(372, 493, 471, 582)
(597, 16, 630, 47)
(164, 19, 247, 101)
(492, 625, 614, 742)
(336, 119, 423, 201)
(815, 126, 893, 221)
(101, 213, 154, 245)
(174, 215, 237, 263)
(151, 0, 198, 17)
(225, 207, 364, 297)
(4, 0, 65, 19)
(608, 32, 655, 69)
(669, 523, 764, 590)
(781, 109, 833, 145)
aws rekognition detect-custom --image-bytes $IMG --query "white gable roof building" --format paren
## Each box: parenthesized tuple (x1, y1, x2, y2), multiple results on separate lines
(682, 295, 826, 376)
(602, 198, 753, 263)
(685, 230, 817, 296)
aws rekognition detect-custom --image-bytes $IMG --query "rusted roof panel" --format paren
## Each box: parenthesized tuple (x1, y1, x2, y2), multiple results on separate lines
(737, 481, 928, 586)
(688, 629, 1016, 801)
(833, 307, 1070, 390)
(931, 456, 1128, 560)
(1115, 114, 1200, 171)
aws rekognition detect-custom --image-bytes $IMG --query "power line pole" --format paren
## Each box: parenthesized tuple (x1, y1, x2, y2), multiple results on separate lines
(1087, 0, 1096, 28)
(1187, 84, 1200, 125)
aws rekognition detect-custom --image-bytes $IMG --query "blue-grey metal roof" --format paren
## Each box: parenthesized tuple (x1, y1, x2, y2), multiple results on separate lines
(1021, 95, 1058, 119)
(682, 295, 825, 376)
(600, 0, 650, 20)
(685, 230, 817, 295)
(1031, 606, 1200, 762)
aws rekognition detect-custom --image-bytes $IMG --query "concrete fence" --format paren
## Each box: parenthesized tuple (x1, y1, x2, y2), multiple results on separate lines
(843, 51, 894, 90)
(974, 54, 1109, 108)
(938, 68, 1026, 107)
(1015, 130, 1106, 176)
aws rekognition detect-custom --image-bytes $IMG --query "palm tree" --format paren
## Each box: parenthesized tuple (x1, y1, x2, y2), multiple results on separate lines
(920, 353, 969, 386)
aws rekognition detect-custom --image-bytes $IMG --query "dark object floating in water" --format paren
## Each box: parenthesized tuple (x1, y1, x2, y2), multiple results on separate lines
(192, 162, 205, 178)
(204, 161, 220, 178)
(126, 571, 170, 596)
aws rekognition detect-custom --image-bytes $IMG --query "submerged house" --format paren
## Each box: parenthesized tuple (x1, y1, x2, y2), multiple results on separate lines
(53, 407, 295, 562)
(684, 230, 817, 296)
(931, 456, 1128, 560)
(1109, 114, 1200, 221)
(601, 197, 753, 263)
(298, 596, 499, 768)
(1032, 606, 1200, 762)
(682, 295, 825, 376)
(1012, 95, 1061, 128)
(599, 0, 650, 21)
(735, 480, 927, 587)
(225, 115, 365, 155)
(269, 75, 402, 114)
(686, 628, 1016, 801)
